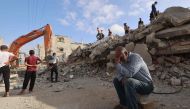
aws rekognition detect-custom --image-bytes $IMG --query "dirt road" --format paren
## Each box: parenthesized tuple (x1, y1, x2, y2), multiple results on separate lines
(0, 77, 190, 109)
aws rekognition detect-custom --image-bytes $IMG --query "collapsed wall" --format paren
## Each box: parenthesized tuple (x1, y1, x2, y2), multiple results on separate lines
(61, 7, 190, 86)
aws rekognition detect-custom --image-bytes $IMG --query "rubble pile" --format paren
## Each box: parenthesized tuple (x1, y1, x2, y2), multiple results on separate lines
(62, 7, 190, 86)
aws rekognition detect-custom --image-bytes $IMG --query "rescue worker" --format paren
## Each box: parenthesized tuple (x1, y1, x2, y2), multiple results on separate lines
(113, 46, 154, 109)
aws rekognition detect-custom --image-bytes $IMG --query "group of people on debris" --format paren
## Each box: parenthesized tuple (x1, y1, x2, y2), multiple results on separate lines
(0, 45, 59, 97)
(96, 18, 144, 41)
(96, 1, 158, 41)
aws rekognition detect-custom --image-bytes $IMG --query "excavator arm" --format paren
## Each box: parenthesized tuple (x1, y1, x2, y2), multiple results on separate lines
(9, 24, 52, 58)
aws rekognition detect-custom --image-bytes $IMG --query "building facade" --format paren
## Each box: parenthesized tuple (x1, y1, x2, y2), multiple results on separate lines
(37, 35, 85, 61)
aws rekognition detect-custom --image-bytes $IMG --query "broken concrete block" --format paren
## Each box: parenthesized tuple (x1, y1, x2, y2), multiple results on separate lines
(69, 75, 74, 79)
(164, 56, 181, 64)
(156, 57, 165, 64)
(157, 41, 168, 48)
(163, 7, 190, 26)
(136, 23, 164, 41)
(107, 51, 115, 60)
(106, 62, 115, 71)
(110, 51, 115, 55)
(125, 42, 135, 52)
(133, 44, 152, 65)
(89, 42, 109, 60)
(156, 24, 190, 39)
(165, 62, 173, 67)
(178, 63, 190, 71)
(149, 23, 165, 32)
(146, 32, 156, 44)
(148, 64, 156, 71)
(157, 42, 190, 55)
(171, 66, 182, 73)
(134, 33, 146, 41)
(146, 32, 163, 47)
(149, 48, 156, 55)
(170, 77, 181, 86)
(160, 73, 167, 80)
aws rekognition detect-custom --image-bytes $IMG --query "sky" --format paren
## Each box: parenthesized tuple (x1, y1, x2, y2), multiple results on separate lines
(0, 0, 190, 51)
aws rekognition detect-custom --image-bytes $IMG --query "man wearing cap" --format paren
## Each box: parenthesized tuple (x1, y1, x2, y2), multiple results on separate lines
(113, 46, 154, 109)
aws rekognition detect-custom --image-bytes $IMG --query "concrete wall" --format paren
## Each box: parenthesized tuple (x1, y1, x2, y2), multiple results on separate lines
(37, 35, 86, 61)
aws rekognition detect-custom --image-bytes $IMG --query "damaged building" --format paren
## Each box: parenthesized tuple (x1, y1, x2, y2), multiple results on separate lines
(37, 35, 86, 61)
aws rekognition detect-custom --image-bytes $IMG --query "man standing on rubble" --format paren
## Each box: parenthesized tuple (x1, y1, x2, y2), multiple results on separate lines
(113, 46, 154, 109)
(19, 50, 41, 94)
(151, 1, 158, 19)
(100, 30, 105, 40)
(96, 27, 101, 40)
(124, 23, 130, 35)
(108, 29, 114, 39)
(138, 18, 144, 29)
(49, 53, 59, 83)
(0, 45, 18, 97)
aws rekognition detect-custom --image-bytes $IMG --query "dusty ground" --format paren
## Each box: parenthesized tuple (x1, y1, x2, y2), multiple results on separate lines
(0, 76, 190, 109)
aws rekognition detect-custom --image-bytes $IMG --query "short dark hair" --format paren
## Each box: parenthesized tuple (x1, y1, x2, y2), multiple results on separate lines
(0, 45, 8, 50)
(29, 50, 35, 55)
(53, 52, 56, 56)
(155, 1, 157, 4)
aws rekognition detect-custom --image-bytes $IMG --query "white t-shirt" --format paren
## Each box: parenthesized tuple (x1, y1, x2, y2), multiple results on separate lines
(49, 56, 59, 64)
(0, 51, 14, 68)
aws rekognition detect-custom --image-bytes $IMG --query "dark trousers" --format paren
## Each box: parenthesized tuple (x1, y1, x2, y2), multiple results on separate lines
(22, 71, 36, 91)
(125, 30, 129, 35)
(51, 65, 58, 82)
(113, 78, 153, 109)
(0, 66, 10, 92)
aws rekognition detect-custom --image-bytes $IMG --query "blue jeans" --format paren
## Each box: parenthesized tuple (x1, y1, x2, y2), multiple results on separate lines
(113, 78, 153, 109)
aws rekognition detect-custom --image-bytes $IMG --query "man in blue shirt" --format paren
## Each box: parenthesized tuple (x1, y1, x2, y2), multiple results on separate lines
(113, 46, 154, 109)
